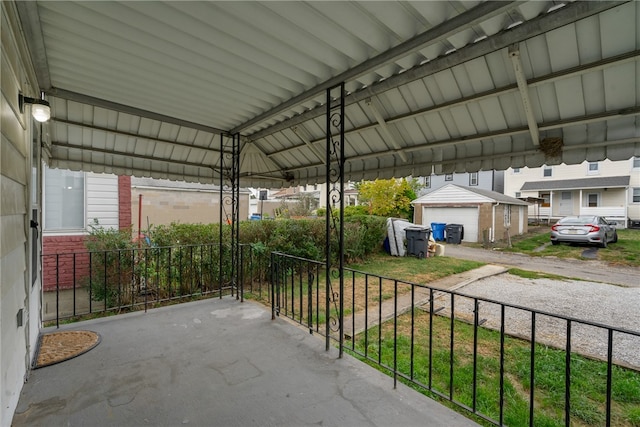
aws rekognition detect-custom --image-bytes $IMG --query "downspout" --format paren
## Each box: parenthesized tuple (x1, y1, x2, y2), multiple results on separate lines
(625, 185, 629, 228)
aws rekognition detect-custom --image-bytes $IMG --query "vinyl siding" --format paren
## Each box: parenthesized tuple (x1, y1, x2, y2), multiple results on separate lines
(0, 2, 39, 424)
(86, 173, 119, 229)
(504, 160, 640, 197)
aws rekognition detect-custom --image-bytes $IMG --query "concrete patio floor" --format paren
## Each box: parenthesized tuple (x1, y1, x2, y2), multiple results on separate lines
(14, 297, 477, 427)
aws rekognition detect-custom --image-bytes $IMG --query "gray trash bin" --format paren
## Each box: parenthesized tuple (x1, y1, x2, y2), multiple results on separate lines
(445, 224, 464, 244)
(405, 227, 431, 258)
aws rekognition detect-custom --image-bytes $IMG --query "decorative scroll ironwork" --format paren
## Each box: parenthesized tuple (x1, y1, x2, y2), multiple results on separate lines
(325, 83, 345, 355)
(231, 133, 240, 297)
(218, 133, 241, 297)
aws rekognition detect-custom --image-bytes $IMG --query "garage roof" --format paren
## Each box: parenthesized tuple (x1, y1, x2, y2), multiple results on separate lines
(413, 183, 530, 205)
(15, 1, 640, 187)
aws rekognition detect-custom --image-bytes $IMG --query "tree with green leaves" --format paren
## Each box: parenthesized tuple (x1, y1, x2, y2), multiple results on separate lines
(356, 178, 422, 220)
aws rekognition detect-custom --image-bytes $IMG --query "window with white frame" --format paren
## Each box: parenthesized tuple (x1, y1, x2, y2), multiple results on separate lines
(469, 172, 478, 186)
(515, 191, 521, 198)
(587, 162, 599, 175)
(44, 168, 85, 230)
(445, 174, 453, 181)
(424, 175, 431, 188)
(541, 192, 550, 207)
(512, 167, 520, 174)
(543, 166, 552, 177)
(587, 193, 599, 208)
(633, 188, 640, 203)
(633, 157, 640, 169)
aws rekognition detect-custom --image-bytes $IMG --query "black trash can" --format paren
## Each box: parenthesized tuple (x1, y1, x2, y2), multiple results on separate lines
(445, 224, 464, 244)
(405, 227, 431, 258)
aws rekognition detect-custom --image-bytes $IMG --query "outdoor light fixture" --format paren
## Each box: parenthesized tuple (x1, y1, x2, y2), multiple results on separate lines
(19, 92, 51, 122)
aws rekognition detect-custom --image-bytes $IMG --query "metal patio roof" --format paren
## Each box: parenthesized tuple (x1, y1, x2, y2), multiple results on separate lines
(15, 1, 640, 187)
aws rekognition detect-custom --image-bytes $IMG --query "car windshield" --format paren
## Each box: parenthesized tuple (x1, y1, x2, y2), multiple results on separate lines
(558, 216, 596, 225)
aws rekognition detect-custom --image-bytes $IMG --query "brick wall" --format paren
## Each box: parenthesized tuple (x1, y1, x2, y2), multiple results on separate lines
(119, 175, 132, 230)
(42, 236, 89, 292)
(43, 176, 131, 291)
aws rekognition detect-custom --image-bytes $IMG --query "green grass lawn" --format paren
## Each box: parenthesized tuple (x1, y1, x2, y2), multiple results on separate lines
(492, 227, 640, 268)
(348, 252, 485, 282)
(349, 310, 640, 427)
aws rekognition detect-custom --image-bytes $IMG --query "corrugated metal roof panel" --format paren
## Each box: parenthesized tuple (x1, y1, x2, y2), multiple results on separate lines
(14, 1, 639, 187)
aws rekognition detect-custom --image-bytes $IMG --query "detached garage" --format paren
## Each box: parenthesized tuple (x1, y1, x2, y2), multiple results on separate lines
(412, 184, 530, 243)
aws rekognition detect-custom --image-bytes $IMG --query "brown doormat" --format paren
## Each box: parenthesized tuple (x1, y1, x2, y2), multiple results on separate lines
(34, 330, 101, 369)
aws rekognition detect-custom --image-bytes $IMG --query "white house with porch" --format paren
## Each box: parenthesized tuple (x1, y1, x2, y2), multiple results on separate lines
(504, 158, 640, 228)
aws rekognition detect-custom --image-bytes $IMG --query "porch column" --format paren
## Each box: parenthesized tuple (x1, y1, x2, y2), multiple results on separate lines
(219, 134, 224, 298)
(231, 133, 241, 298)
(579, 190, 583, 216)
(218, 133, 241, 298)
(325, 82, 345, 356)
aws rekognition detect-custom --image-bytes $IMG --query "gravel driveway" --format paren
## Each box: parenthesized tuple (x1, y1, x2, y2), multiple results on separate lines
(437, 245, 640, 369)
(443, 245, 640, 288)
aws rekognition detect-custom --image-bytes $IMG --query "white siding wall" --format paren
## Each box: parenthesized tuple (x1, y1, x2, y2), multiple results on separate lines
(630, 160, 640, 221)
(505, 159, 640, 223)
(1, 3, 41, 425)
(507, 160, 635, 191)
(86, 173, 119, 229)
(416, 185, 493, 204)
(419, 170, 502, 195)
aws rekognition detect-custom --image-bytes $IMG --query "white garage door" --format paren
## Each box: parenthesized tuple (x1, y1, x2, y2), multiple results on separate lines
(422, 207, 479, 243)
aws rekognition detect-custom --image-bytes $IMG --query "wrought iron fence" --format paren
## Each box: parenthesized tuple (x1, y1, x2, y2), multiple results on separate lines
(42, 246, 640, 425)
(269, 252, 640, 427)
(43, 243, 271, 327)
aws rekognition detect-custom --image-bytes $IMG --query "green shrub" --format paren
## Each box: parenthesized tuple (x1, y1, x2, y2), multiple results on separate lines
(342, 205, 369, 217)
(84, 220, 137, 306)
(83, 215, 387, 306)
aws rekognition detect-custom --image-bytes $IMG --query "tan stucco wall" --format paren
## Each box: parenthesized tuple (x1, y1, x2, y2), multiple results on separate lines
(479, 203, 528, 243)
(131, 188, 250, 229)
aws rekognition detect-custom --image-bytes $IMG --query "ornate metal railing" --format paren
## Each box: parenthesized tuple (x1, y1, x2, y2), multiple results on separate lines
(43, 245, 640, 425)
(42, 243, 270, 327)
(269, 251, 640, 427)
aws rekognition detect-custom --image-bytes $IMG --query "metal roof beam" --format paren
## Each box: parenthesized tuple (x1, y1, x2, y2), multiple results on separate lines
(247, 1, 624, 142)
(15, 1, 52, 90)
(50, 141, 223, 176)
(291, 125, 326, 165)
(266, 50, 640, 158)
(281, 109, 640, 172)
(48, 89, 227, 135)
(230, 0, 517, 135)
(365, 97, 409, 162)
(51, 118, 227, 155)
(509, 44, 540, 146)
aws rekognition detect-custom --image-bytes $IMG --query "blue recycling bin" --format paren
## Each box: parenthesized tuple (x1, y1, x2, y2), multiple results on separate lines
(431, 222, 446, 241)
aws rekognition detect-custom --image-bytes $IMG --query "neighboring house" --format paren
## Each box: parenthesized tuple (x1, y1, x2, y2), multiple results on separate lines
(42, 172, 252, 292)
(131, 177, 250, 228)
(42, 169, 131, 292)
(504, 158, 640, 228)
(253, 182, 359, 217)
(416, 171, 504, 197)
(412, 184, 530, 243)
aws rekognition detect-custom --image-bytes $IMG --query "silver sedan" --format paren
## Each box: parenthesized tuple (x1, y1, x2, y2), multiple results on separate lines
(550, 216, 618, 248)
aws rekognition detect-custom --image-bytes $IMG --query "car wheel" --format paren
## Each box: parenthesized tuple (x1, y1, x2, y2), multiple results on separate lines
(551, 241, 559, 246)
(600, 239, 607, 249)
(612, 232, 618, 243)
